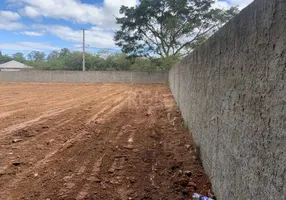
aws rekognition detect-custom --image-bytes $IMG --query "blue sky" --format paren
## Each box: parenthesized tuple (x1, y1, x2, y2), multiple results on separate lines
(0, 0, 253, 56)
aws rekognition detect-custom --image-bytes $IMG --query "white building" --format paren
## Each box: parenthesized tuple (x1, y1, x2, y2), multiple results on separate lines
(0, 60, 33, 71)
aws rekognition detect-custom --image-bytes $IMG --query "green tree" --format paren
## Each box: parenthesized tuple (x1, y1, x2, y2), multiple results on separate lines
(130, 57, 154, 71)
(0, 54, 12, 64)
(115, 0, 238, 58)
(12, 52, 25, 63)
(28, 51, 46, 61)
(25, 60, 50, 70)
(151, 54, 181, 71)
(96, 49, 114, 59)
(47, 50, 60, 61)
(104, 54, 133, 71)
(88, 54, 106, 71)
(59, 48, 71, 58)
(63, 52, 82, 70)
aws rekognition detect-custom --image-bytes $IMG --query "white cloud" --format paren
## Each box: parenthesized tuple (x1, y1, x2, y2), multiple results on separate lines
(0, 22, 25, 31)
(20, 6, 41, 19)
(8, 0, 137, 27)
(33, 24, 116, 49)
(5, 0, 138, 49)
(8, 0, 254, 25)
(213, 1, 230, 9)
(2, 0, 254, 50)
(2, 0, 138, 49)
(213, 0, 253, 9)
(0, 10, 21, 20)
(0, 10, 25, 30)
(0, 42, 60, 51)
(20, 31, 44, 37)
(228, 0, 253, 9)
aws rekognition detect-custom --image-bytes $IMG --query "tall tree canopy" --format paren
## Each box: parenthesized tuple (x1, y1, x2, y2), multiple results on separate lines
(59, 48, 71, 58)
(12, 52, 25, 62)
(115, 0, 238, 58)
(47, 50, 60, 61)
(28, 51, 46, 61)
(0, 53, 12, 64)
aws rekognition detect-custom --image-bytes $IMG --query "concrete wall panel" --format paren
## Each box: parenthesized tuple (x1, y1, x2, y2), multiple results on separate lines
(169, 0, 286, 199)
(81, 71, 97, 82)
(96, 71, 114, 82)
(50, 71, 66, 82)
(150, 72, 168, 83)
(35, 71, 51, 82)
(0, 71, 16, 82)
(112, 71, 131, 83)
(131, 72, 151, 83)
(0, 71, 168, 84)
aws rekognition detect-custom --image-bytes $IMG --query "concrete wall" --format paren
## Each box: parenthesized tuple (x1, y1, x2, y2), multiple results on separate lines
(0, 71, 168, 83)
(169, 0, 286, 199)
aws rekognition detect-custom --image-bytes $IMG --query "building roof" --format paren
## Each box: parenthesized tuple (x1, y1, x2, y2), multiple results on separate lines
(0, 60, 33, 69)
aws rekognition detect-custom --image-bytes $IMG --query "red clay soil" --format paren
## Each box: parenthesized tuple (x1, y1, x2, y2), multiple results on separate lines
(0, 82, 213, 200)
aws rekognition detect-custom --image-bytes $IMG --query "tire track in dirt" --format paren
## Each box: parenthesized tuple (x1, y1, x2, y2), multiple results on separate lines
(86, 92, 129, 124)
(0, 86, 126, 158)
(0, 109, 69, 139)
(0, 93, 93, 129)
(0, 83, 213, 200)
(0, 87, 78, 108)
(0, 109, 23, 119)
(55, 91, 131, 199)
(0, 85, 131, 199)
(0, 117, 74, 170)
(79, 88, 146, 199)
(0, 85, 110, 118)
(0, 87, 125, 159)
(95, 88, 170, 199)
(34, 98, 130, 199)
(0, 85, 120, 133)
(0, 84, 116, 129)
(74, 153, 106, 200)
(0, 130, 90, 199)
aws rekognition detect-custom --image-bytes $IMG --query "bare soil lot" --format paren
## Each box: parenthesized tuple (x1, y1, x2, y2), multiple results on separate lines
(0, 82, 211, 200)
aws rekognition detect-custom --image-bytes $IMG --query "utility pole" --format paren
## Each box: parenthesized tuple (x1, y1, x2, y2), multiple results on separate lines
(82, 29, 86, 72)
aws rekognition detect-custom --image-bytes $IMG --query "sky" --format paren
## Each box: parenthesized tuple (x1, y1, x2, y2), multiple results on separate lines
(0, 0, 254, 56)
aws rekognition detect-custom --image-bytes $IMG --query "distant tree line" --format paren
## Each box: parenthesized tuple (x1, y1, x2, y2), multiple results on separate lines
(0, 49, 179, 72)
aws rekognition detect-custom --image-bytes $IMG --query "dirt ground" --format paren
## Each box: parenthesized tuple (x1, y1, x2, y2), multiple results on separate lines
(0, 82, 212, 200)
